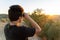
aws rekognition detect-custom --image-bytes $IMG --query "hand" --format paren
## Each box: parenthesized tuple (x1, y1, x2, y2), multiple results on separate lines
(23, 13, 30, 19)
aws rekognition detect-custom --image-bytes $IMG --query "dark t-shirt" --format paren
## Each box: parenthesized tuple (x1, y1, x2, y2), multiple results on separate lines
(4, 24, 35, 40)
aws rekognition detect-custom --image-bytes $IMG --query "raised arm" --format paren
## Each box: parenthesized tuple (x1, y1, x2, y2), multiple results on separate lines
(24, 13, 41, 34)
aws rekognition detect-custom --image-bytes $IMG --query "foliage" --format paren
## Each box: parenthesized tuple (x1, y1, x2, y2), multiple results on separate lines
(40, 20, 60, 40)
(24, 9, 60, 40)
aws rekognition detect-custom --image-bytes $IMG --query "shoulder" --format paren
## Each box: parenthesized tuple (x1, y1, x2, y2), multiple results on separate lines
(18, 26, 35, 33)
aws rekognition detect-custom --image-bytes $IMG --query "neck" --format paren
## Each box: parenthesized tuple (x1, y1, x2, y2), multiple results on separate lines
(10, 21, 21, 27)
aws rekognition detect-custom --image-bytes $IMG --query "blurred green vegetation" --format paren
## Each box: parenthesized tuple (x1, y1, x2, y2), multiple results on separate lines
(24, 9, 60, 40)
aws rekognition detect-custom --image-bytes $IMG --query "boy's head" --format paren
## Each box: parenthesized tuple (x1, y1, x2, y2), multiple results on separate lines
(8, 5, 24, 21)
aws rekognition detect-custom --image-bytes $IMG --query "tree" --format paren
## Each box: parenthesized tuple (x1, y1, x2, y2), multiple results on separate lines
(24, 8, 47, 28)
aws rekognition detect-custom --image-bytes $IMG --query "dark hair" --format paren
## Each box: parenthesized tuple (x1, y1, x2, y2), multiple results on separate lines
(8, 5, 24, 21)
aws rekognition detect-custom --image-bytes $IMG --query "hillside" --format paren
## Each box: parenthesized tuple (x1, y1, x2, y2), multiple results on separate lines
(0, 14, 8, 22)
(0, 14, 8, 18)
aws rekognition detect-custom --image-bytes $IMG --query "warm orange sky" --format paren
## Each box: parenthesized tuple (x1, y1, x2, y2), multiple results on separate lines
(0, 0, 60, 15)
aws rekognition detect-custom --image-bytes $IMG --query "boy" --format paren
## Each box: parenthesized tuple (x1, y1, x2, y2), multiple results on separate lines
(4, 5, 41, 40)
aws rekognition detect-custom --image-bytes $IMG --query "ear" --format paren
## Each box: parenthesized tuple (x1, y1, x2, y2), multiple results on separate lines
(19, 17, 22, 19)
(18, 17, 23, 22)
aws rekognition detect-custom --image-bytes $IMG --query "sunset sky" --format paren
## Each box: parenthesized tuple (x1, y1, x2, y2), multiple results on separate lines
(0, 0, 60, 15)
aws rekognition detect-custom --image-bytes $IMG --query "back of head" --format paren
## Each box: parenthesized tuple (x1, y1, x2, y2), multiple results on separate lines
(8, 5, 24, 21)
